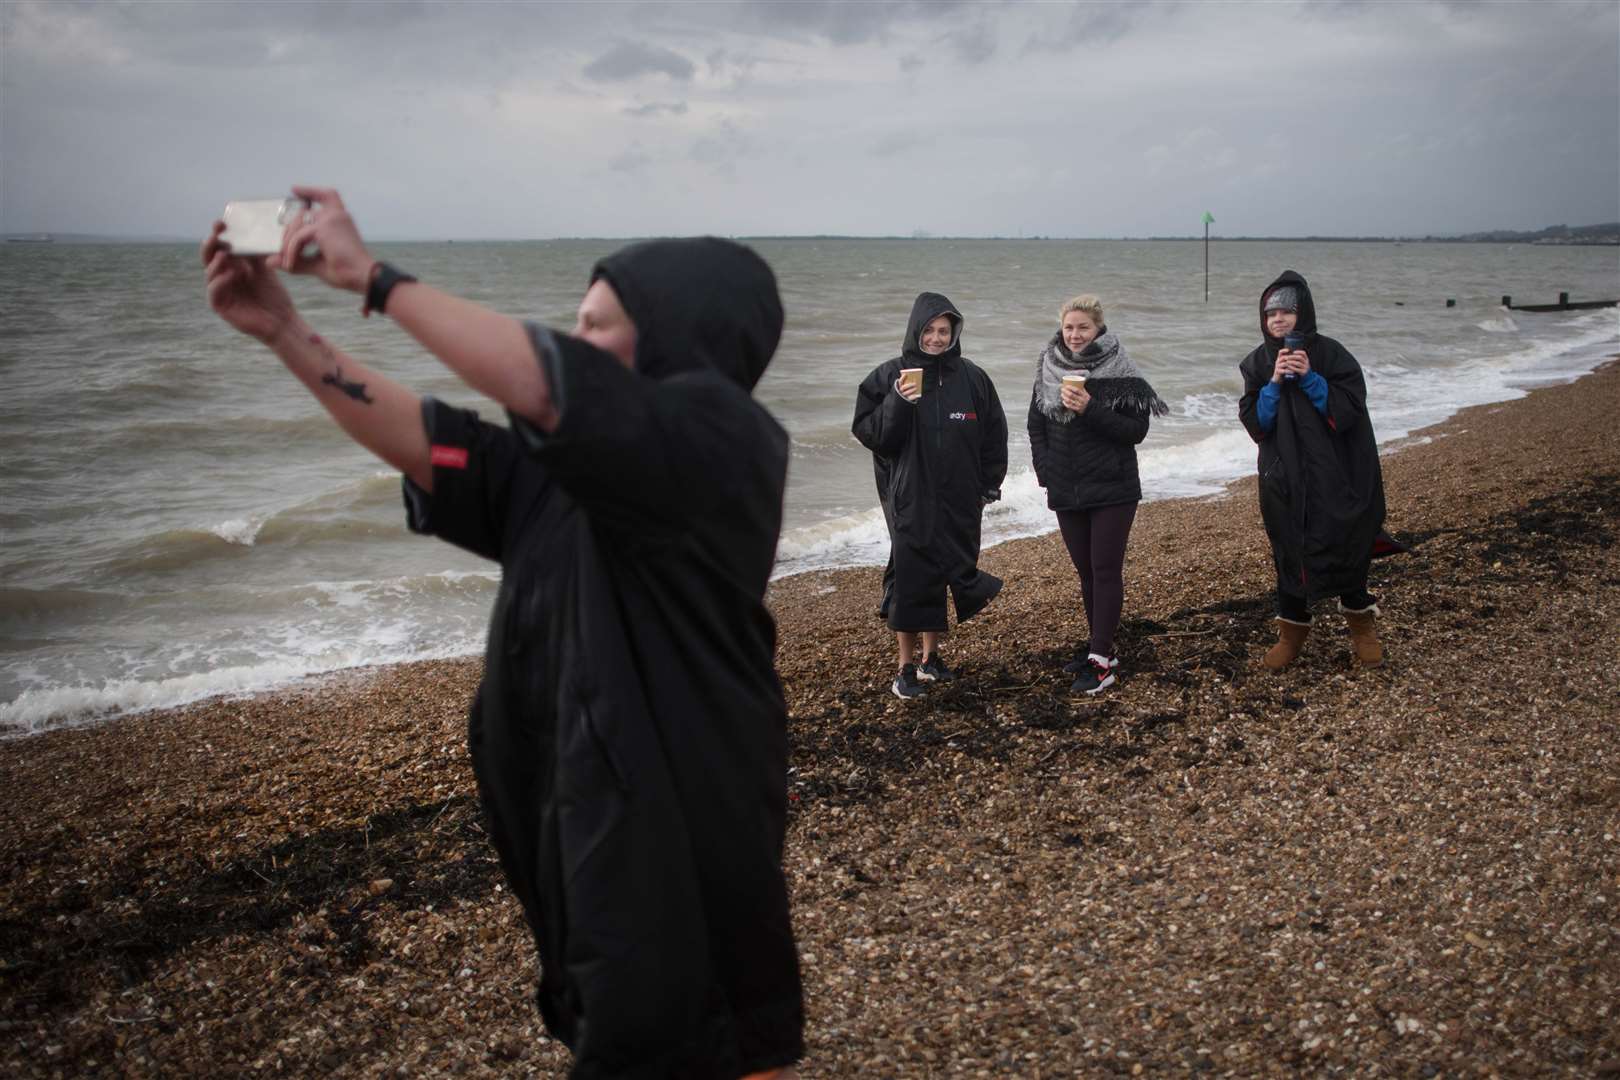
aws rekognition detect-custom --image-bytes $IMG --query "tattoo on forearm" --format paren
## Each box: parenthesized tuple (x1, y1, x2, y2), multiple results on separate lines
(310, 334, 375, 404)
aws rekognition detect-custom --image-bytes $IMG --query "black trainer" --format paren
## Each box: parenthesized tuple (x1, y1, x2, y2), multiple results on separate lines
(917, 653, 956, 683)
(892, 663, 926, 699)
(1063, 652, 1118, 675)
(1070, 654, 1117, 695)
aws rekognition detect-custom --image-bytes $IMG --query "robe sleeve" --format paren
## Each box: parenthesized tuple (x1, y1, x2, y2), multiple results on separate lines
(1319, 341, 1371, 434)
(975, 369, 1008, 499)
(506, 324, 757, 538)
(1237, 348, 1273, 446)
(401, 396, 525, 563)
(851, 364, 914, 459)
(1254, 382, 1281, 433)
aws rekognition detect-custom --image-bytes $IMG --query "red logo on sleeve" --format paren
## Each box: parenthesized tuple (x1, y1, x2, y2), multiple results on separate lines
(431, 445, 469, 470)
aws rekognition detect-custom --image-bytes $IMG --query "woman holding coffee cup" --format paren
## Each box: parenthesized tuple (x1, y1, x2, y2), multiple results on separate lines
(853, 291, 1008, 700)
(1238, 271, 1388, 669)
(1028, 294, 1167, 694)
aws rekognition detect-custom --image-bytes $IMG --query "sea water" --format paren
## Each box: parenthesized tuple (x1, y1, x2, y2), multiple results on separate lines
(2, 238, 1616, 734)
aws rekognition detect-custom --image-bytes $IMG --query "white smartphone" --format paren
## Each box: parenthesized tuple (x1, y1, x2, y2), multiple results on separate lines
(219, 197, 309, 256)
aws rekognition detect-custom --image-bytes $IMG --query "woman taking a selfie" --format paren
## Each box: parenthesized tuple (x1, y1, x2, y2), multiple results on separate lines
(852, 291, 1007, 700)
(1028, 295, 1166, 694)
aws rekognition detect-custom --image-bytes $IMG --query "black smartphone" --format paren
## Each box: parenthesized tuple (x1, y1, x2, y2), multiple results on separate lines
(1281, 332, 1305, 380)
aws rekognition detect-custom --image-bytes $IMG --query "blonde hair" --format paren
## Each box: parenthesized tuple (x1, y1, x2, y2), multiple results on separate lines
(1059, 294, 1104, 326)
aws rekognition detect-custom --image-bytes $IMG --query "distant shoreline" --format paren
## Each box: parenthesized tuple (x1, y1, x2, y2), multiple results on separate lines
(7, 226, 1618, 246)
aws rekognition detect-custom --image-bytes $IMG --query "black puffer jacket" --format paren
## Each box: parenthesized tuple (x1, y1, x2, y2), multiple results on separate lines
(1237, 270, 1386, 601)
(1027, 333, 1154, 511)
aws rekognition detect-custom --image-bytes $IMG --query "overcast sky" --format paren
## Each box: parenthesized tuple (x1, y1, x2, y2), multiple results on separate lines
(3, 0, 1616, 239)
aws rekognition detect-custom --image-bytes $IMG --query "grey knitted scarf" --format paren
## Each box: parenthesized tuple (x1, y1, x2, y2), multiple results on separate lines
(1034, 329, 1168, 423)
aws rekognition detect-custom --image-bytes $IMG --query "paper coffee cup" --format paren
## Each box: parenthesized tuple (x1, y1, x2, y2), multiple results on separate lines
(900, 368, 924, 396)
(1061, 374, 1087, 387)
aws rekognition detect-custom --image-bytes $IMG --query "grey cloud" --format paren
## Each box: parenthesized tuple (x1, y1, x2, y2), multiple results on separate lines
(871, 131, 924, 157)
(1022, 0, 1173, 51)
(608, 145, 655, 173)
(584, 41, 696, 82)
(706, 47, 762, 80)
(737, 0, 975, 45)
(624, 101, 689, 117)
(3, 0, 567, 89)
(3, 0, 1616, 239)
(946, 23, 997, 65)
(690, 119, 757, 176)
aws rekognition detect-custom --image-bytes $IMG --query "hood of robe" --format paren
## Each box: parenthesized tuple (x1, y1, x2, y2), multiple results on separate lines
(591, 237, 783, 390)
(901, 291, 964, 364)
(1259, 269, 1320, 346)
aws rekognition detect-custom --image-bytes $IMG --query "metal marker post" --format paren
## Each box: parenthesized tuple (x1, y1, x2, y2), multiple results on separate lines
(1202, 211, 1215, 302)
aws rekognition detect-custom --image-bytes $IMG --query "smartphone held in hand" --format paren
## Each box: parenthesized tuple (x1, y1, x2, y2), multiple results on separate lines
(1281, 331, 1305, 381)
(219, 198, 310, 256)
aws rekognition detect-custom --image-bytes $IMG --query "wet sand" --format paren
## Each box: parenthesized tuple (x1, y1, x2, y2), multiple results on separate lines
(3, 361, 1617, 1077)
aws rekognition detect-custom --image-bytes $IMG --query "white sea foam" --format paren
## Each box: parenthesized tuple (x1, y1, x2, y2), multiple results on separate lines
(0, 618, 488, 738)
(1139, 428, 1259, 499)
(1174, 392, 1241, 423)
(773, 506, 892, 577)
(210, 517, 263, 546)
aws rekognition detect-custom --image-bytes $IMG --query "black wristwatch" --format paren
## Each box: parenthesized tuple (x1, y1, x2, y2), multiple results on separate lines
(363, 262, 417, 317)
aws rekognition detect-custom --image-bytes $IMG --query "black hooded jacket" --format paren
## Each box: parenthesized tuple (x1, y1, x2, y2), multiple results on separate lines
(1238, 270, 1386, 601)
(851, 292, 1008, 632)
(403, 238, 803, 1078)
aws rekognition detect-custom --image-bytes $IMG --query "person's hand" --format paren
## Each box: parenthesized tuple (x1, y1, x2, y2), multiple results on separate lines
(1061, 381, 1091, 413)
(1271, 350, 1310, 382)
(201, 221, 297, 343)
(894, 378, 922, 404)
(273, 186, 375, 294)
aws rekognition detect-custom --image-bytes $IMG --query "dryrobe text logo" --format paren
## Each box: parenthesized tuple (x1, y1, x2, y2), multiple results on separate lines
(949, 411, 978, 421)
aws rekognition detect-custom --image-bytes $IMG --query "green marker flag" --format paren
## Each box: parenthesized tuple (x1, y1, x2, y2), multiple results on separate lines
(1203, 211, 1215, 224)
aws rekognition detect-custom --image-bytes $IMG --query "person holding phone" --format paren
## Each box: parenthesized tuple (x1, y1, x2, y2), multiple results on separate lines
(852, 292, 1008, 699)
(1238, 271, 1388, 670)
(202, 188, 803, 1080)
(1027, 295, 1167, 694)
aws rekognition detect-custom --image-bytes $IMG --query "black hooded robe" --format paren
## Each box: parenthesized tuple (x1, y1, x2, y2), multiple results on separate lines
(1237, 270, 1386, 603)
(402, 239, 804, 1078)
(852, 292, 1008, 632)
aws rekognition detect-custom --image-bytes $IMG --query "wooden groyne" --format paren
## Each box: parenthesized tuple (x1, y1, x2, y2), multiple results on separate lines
(1501, 292, 1618, 312)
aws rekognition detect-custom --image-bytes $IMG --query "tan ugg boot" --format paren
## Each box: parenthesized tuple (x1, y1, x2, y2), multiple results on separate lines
(1261, 618, 1311, 670)
(1340, 602, 1383, 667)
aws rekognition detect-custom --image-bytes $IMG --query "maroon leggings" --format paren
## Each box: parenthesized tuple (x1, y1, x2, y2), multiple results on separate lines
(1056, 502, 1138, 658)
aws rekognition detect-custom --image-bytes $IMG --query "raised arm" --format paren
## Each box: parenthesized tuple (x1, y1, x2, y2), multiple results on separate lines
(202, 222, 431, 489)
(275, 186, 559, 433)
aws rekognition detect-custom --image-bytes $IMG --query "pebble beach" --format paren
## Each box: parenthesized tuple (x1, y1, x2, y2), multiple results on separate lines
(3, 360, 1617, 1077)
